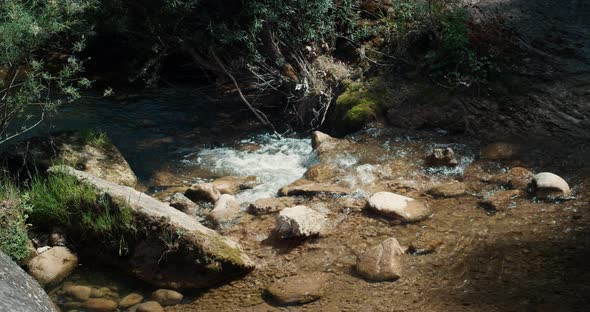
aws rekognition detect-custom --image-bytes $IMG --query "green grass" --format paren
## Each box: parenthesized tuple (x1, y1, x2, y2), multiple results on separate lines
(79, 130, 111, 149)
(0, 179, 31, 262)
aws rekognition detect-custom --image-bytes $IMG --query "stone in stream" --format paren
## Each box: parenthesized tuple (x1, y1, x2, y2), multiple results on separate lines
(278, 178, 351, 196)
(247, 197, 299, 215)
(276, 206, 327, 238)
(265, 273, 328, 305)
(206, 194, 242, 226)
(0, 250, 58, 312)
(479, 189, 526, 212)
(424, 147, 458, 167)
(135, 301, 164, 312)
(311, 131, 335, 150)
(367, 192, 431, 223)
(151, 289, 183, 306)
(184, 182, 221, 203)
(211, 176, 258, 195)
(27, 246, 78, 286)
(66, 285, 92, 301)
(84, 298, 118, 312)
(427, 181, 467, 198)
(119, 293, 144, 309)
(533, 172, 571, 197)
(489, 167, 534, 190)
(49, 166, 255, 290)
(356, 237, 404, 281)
(169, 192, 199, 214)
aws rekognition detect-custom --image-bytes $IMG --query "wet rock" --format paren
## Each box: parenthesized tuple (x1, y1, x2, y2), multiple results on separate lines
(207, 194, 242, 226)
(427, 182, 467, 198)
(490, 167, 534, 190)
(247, 197, 299, 215)
(480, 142, 519, 160)
(169, 192, 198, 214)
(27, 246, 78, 286)
(0, 250, 57, 312)
(276, 206, 326, 238)
(311, 131, 334, 150)
(238, 143, 261, 152)
(279, 179, 351, 196)
(356, 237, 404, 281)
(184, 183, 221, 203)
(265, 273, 328, 305)
(135, 301, 164, 312)
(119, 293, 144, 309)
(533, 172, 571, 197)
(338, 197, 367, 212)
(67, 285, 92, 301)
(304, 163, 337, 182)
(367, 192, 430, 222)
(424, 147, 458, 167)
(151, 171, 183, 187)
(212, 176, 258, 195)
(480, 189, 526, 212)
(84, 298, 118, 312)
(151, 289, 183, 306)
(50, 166, 255, 290)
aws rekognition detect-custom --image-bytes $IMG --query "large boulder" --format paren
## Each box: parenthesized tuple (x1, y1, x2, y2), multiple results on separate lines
(211, 176, 258, 195)
(533, 172, 571, 197)
(276, 206, 326, 238)
(265, 273, 328, 305)
(27, 246, 78, 286)
(0, 251, 58, 312)
(49, 166, 255, 290)
(367, 192, 431, 222)
(356, 237, 404, 281)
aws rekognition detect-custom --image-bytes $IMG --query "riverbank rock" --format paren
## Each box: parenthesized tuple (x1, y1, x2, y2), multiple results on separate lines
(3, 131, 137, 187)
(212, 176, 258, 195)
(480, 189, 526, 212)
(266, 273, 328, 305)
(367, 192, 430, 222)
(276, 206, 326, 238)
(0, 251, 58, 312)
(135, 301, 164, 312)
(490, 167, 534, 190)
(356, 237, 404, 281)
(119, 293, 144, 309)
(49, 165, 255, 290)
(207, 194, 242, 226)
(311, 131, 335, 150)
(480, 142, 519, 160)
(425, 147, 458, 167)
(169, 192, 199, 214)
(533, 172, 571, 197)
(247, 197, 299, 215)
(27, 246, 78, 286)
(84, 298, 118, 312)
(67, 285, 92, 301)
(279, 179, 351, 196)
(427, 181, 467, 198)
(185, 183, 221, 203)
(151, 289, 183, 306)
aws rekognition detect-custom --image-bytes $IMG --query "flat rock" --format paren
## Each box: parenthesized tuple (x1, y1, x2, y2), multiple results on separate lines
(533, 172, 571, 197)
(247, 197, 299, 215)
(207, 194, 242, 226)
(211, 176, 258, 195)
(480, 189, 526, 212)
(266, 273, 328, 305)
(119, 293, 144, 309)
(84, 298, 118, 312)
(27, 246, 78, 286)
(276, 206, 326, 238)
(185, 183, 221, 203)
(490, 167, 534, 190)
(427, 182, 467, 198)
(367, 192, 431, 222)
(151, 289, 183, 306)
(424, 147, 458, 167)
(356, 237, 404, 281)
(279, 179, 351, 196)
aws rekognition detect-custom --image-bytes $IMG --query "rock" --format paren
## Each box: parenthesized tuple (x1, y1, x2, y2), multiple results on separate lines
(211, 176, 257, 195)
(367, 192, 431, 223)
(184, 183, 221, 203)
(207, 194, 242, 226)
(276, 206, 326, 238)
(304, 163, 336, 182)
(427, 182, 467, 198)
(247, 197, 299, 215)
(169, 192, 198, 214)
(119, 293, 144, 309)
(279, 179, 351, 196)
(36, 246, 51, 254)
(533, 172, 571, 197)
(49, 166, 255, 290)
(480, 189, 526, 212)
(480, 142, 519, 160)
(151, 171, 183, 187)
(27, 246, 78, 286)
(490, 167, 534, 190)
(356, 237, 404, 281)
(67, 285, 92, 301)
(136, 301, 164, 312)
(425, 147, 458, 167)
(84, 298, 118, 312)
(311, 131, 334, 150)
(0, 250, 58, 312)
(151, 289, 183, 306)
(266, 273, 328, 305)
(49, 231, 66, 247)
(338, 197, 367, 212)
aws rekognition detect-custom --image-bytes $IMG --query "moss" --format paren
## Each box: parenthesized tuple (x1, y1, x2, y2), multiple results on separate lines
(207, 235, 246, 268)
(332, 80, 389, 133)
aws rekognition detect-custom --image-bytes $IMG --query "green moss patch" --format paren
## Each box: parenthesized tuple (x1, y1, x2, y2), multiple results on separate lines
(331, 80, 391, 133)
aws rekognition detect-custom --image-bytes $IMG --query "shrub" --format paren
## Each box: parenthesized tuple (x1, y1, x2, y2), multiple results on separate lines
(79, 130, 110, 149)
(0, 179, 30, 262)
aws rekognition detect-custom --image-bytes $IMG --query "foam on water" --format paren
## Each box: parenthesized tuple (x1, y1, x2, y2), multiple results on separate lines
(186, 134, 315, 203)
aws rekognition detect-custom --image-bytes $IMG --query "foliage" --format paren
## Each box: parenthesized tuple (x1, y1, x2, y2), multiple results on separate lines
(0, 0, 97, 145)
(332, 79, 391, 132)
(79, 130, 110, 149)
(0, 179, 31, 262)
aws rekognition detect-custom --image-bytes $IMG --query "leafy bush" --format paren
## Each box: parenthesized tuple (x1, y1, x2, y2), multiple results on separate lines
(0, 179, 30, 262)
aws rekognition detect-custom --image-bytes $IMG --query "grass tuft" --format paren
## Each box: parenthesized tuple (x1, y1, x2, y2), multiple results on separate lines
(0, 179, 31, 262)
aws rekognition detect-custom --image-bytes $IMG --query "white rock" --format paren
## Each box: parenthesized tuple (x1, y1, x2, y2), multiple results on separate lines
(533, 172, 571, 197)
(356, 237, 404, 281)
(27, 246, 78, 286)
(207, 194, 242, 226)
(276, 206, 326, 237)
(367, 192, 430, 222)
